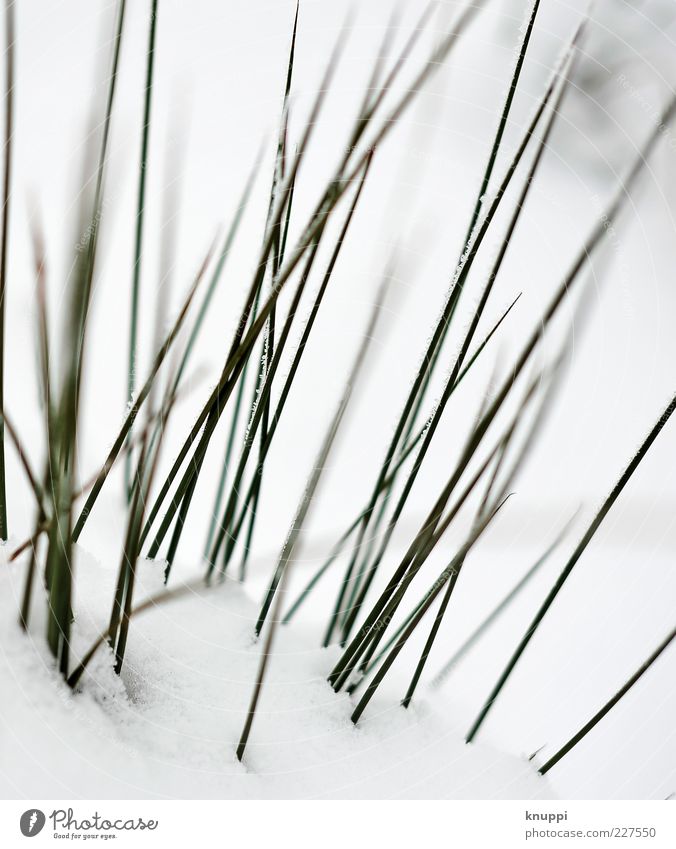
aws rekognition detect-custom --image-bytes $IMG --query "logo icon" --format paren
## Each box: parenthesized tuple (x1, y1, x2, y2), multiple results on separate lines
(20, 809, 46, 838)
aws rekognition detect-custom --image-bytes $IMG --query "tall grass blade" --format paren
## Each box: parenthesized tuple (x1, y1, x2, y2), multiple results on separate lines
(126, 0, 158, 498)
(0, 0, 15, 540)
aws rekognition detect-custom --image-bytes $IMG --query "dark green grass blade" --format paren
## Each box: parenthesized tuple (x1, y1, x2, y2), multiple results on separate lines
(430, 510, 578, 688)
(0, 0, 15, 540)
(334, 367, 545, 691)
(466, 392, 676, 742)
(398, 377, 551, 708)
(330, 418, 516, 692)
(126, 0, 158, 498)
(539, 625, 676, 775)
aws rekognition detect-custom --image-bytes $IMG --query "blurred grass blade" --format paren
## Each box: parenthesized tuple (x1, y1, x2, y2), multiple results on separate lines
(0, 0, 14, 540)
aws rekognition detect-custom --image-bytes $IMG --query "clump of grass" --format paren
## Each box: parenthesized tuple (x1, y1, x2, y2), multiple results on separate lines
(4, 0, 676, 784)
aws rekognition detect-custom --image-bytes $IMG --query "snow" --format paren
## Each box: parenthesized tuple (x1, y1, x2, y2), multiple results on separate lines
(0, 548, 552, 800)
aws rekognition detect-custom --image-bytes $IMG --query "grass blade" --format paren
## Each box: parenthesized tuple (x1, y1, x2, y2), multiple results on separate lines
(538, 625, 676, 775)
(0, 0, 14, 540)
(126, 0, 158, 498)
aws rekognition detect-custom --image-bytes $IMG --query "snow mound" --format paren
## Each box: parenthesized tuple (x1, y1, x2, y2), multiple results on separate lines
(0, 551, 553, 800)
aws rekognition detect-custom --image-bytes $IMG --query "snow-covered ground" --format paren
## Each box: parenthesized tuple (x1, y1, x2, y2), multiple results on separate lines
(0, 548, 553, 800)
